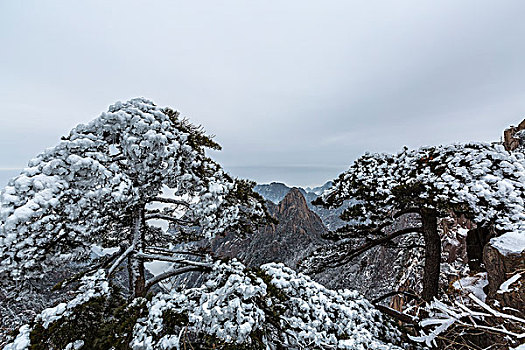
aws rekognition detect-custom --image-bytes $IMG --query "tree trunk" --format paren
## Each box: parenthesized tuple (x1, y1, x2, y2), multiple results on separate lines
(128, 205, 146, 298)
(421, 209, 441, 302)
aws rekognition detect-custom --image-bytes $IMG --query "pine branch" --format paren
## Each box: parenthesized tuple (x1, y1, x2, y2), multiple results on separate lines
(327, 226, 422, 269)
(374, 304, 416, 324)
(108, 244, 134, 276)
(147, 197, 191, 207)
(144, 214, 194, 225)
(135, 252, 212, 268)
(393, 207, 421, 219)
(144, 246, 208, 258)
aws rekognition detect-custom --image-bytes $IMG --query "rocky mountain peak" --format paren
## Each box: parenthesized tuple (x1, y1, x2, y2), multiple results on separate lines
(206, 186, 327, 272)
(278, 187, 310, 216)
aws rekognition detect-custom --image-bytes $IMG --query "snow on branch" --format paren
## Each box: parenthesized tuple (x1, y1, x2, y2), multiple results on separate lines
(131, 260, 407, 350)
(409, 293, 525, 348)
(319, 142, 525, 237)
(107, 244, 134, 276)
(144, 213, 194, 225)
(134, 252, 213, 268)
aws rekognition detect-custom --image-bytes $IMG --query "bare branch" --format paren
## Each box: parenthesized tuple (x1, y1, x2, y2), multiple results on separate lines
(327, 226, 422, 269)
(147, 197, 191, 207)
(135, 252, 213, 268)
(144, 246, 208, 258)
(145, 266, 210, 290)
(108, 244, 135, 276)
(145, 214, 193, 225)
(468, 293, 525, 324)
(375, 304, 416, 324)
(393, 208, 421, 219)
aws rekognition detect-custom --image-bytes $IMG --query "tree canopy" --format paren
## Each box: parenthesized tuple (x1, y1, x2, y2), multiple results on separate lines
(0, 98, 270, 296)
(308, 142, 525, 300)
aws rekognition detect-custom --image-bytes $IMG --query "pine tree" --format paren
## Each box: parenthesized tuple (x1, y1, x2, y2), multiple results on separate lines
(308, 143, 525, 301)
(0, 98, 270, 297)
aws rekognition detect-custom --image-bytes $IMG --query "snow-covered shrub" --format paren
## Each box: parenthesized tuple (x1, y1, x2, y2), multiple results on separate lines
(261, 263, 404, 349)
(5, 261, 407, 349)
(131, 260, 406, 350)
(132, 260, 268, 349)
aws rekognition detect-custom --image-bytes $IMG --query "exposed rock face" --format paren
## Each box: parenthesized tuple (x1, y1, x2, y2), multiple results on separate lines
(503, 119, 525, 151)
(213, 188, 326, 269)
(170, 189, 327, 289)
(254, 181, 345, 230)
(483, 233, 525, 312)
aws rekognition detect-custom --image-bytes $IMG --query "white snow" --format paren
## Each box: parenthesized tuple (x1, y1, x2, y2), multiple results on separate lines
(453, 272, 488, 302)
(144, 260, 173, 277)
(90, 245, 119, 258)
(64, 340, 85, 350)
(3, 325, 31, 350)
(132, 260, 404, 350)
(490, 231, 525, 256)
(498, 273, 522, 294)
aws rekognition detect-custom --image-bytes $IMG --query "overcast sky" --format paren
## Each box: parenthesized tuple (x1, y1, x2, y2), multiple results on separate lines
(1, 1, 525, 187)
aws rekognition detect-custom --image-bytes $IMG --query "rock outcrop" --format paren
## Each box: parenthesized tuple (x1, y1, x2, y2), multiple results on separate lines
(254, 181, 345, 230)
(213, 188, 327, 269)
(483, 232, 525, 312)
(171, 189, 328, 289)
(503, 119, 525, 151)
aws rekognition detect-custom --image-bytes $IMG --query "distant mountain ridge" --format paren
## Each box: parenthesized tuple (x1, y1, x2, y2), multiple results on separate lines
(254, 181, 332, 204)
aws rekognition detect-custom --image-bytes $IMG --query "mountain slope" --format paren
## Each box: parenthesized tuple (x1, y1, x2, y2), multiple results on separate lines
(213, 188, 327, 269)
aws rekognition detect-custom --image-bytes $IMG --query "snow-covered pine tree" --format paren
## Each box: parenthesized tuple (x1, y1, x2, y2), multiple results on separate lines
(0, 98, 270, 298)
(308, 143, 525, 301)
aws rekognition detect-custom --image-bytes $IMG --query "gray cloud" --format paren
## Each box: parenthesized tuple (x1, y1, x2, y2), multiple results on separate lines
(1, 0, 524, 187)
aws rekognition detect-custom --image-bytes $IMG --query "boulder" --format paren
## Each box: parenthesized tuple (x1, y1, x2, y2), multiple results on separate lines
(483, 232, 525, 311)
